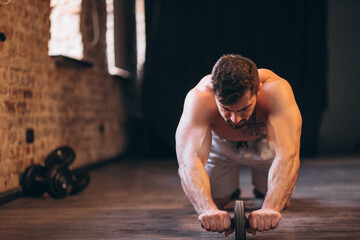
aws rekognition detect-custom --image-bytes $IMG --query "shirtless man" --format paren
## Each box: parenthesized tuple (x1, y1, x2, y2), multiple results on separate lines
(175, 54, 302, 236)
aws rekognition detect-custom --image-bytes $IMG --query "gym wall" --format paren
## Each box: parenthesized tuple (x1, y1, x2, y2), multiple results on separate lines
(318, 0, 360, 156)
(0, 0, 126, 194)
(142, 0, 327, 157)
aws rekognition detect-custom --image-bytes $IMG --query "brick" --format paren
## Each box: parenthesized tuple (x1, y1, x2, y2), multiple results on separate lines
(11, 88, 23, 99)
(27, 102, 38, 112)
(4, 100, 16, 114)
(27, 76, 35, 87)
(1, 69, 8, 81)
(23, 90, 32, 99)
(0, 86, 9, 96)
(9, 146, 20, 160)
(15, 116, 33, 128)
(0, 117, 9, 130)
(17, 102, 27, 114)
(8, 44, 17, 57)
(43, 128, 51, 137)
(7, 131, 17, 144)
(39, 103, 46, 112)
(25, 145, 31, 155)
(40, 116, 48, 124)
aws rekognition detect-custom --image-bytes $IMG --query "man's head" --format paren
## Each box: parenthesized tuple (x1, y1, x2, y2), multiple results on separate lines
(211, 54, 260, 128)
(211, 54, 259, 105)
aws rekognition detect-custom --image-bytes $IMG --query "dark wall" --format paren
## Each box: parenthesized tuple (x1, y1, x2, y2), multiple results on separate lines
(142, 0, 327, 157)
(319, 0, 360, 156)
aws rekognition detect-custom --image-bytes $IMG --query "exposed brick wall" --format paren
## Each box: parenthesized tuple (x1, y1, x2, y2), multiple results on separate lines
(0, 0, 127, 193)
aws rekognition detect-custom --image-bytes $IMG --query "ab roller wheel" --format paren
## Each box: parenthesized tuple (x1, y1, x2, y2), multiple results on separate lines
(201, 200, 249, 240)
(232, 200, 249, 240)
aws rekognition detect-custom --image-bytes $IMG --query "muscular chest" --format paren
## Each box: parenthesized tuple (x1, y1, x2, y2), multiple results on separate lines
(210, 111, 267, 141)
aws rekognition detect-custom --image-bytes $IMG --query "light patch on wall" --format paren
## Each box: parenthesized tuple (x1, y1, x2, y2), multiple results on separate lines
(105, 0, 130, 78)
(48, 0, 83, 60)
(0, 0, 11, 7)
(105, 0, 117, 75)
(135, 0, 146, 75)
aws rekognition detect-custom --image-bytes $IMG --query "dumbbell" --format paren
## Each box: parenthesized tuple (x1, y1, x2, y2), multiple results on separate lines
(201, 200, 249, 240)
(21, 146, 90, 199)
(21, 164, 74, 198)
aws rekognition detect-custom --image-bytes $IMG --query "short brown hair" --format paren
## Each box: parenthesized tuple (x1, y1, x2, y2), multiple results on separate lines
(211, 54, 259, 105)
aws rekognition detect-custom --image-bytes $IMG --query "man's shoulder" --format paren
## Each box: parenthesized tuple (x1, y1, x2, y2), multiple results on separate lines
(185, 87, 216, 112)
(258, 73, 296, 113)
(258, 69, 282, 83)
(194, 74, 212, 91)
(258, 68, 291, 94)
(187, 75, 214, 102)
(261, 77, 292, 97)
(183, 75, 217, 120)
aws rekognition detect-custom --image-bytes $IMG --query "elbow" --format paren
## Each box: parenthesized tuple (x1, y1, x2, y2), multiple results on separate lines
(175, 126, 181, 143)
(177, 157, 185, 175)
(177, 164, 188, 182)
(288, 148, 298, 161)
(289, 149, 299, 164)
(178, 165, 183, 177)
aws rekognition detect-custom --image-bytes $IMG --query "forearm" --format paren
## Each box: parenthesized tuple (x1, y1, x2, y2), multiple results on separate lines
(262, 153, 300, 212)
(178, 157, 217, 214)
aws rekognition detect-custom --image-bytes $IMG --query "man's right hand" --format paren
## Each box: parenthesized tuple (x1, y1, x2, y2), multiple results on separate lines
(198, 209, 234, 236)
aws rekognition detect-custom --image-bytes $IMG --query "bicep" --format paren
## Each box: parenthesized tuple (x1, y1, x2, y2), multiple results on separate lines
(267, 106, 302, 157)
(265, 82, 302, 157)
(176, 119, 212, 166)
(176, 92, 213, 166)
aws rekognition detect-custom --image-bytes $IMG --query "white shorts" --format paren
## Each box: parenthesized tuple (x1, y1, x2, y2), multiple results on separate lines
(205, 131, 275, 199)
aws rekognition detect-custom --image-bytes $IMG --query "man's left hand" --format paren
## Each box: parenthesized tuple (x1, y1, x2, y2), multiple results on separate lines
(247, 208, 282, 235)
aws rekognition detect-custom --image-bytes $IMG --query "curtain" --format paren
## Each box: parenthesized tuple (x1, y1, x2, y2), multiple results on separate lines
(142, 0, 327, 156)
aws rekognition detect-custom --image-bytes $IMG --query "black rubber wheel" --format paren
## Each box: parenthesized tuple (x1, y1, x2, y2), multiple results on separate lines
(70, 169, 90, 195)
(44, 146, 76, 168)
(21, 165, 47, 197)
(46, 165, 74, 199)
(234, 200, 246, 240)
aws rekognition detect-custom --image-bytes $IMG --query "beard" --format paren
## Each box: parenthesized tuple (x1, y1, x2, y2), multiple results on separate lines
(226, 119, 249, 129)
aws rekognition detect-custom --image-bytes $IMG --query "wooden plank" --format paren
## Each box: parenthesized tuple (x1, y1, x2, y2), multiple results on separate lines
(0, 157, 359, 239)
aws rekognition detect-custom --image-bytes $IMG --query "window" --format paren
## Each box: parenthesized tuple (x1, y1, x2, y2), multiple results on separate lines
(135, 0, 146, 76)
(49, 0, 146, 77)
(106, 0, 146, 78)
(48, 0, 83, 60)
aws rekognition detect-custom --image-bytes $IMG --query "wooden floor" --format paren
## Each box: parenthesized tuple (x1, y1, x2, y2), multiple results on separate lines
(0, 157, 359, 239)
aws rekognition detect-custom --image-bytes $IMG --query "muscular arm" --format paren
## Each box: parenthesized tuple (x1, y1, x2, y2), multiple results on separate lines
(247, 71, 302, 234)
(175, 89, 216, 214)
(176, 89, 233, 235)
(262, 78, 302, 212)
